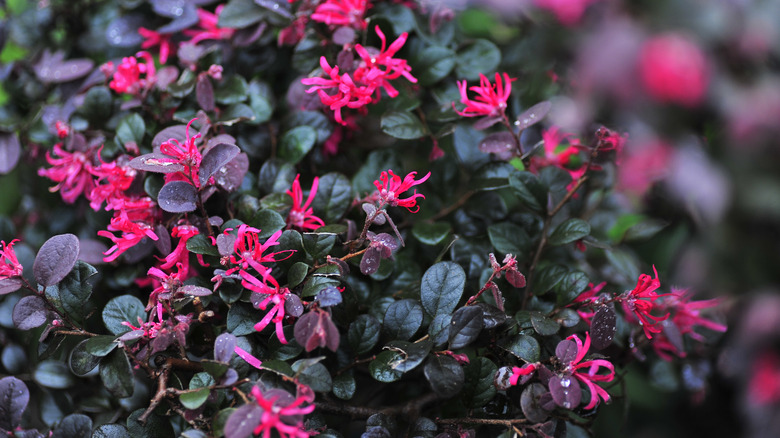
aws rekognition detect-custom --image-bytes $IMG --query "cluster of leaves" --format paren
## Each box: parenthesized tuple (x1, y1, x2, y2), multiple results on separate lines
(0, 0, 728, 437)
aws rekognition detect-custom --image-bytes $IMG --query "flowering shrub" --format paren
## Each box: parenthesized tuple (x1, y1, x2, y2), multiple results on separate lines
(0, 0, 744, 437)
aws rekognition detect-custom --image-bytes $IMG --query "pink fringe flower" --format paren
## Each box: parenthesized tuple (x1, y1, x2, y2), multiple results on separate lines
(454, 72, 515, 118)
(311, 0, 370, 29)
(373, 169, 431, 213)
(286, 175, 325, 231)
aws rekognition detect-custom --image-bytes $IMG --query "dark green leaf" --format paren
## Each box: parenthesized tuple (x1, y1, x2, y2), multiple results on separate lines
(43, 260, 97, 325)
(380, 111, 426, 140)
(80, 86, 113, 126)
(102, 295, 146, 335)
(279, 126, 316, 164)
(284, 111, 333, 143)
(488, 222, 530, 256)
(376, 3, 416, 34)
(530, 313, 560, 336)
(34, 360, 75, 389)
(85, 335, 118, 357)
(383, 299, 423, 341)
(127, 409, 174, 438)
(92, 424, 131, 438)
(217, 103, 255, 126)
(301, 276, 340, 298)
(247, 80, 274, 124)
(411, 45, 456, 86)
(448, 306, 483, 350)
(533, 264, 567, 296)
(215, 75, 248, 105)
(186, 233, 219, 256)
(348, 315, 381, 355)
(473, 162, 514, 191)
(69, 339, 101, 377)
(412, 222, 451, 245)
(423, 355, 464, 398)
(227, 303, 257, 336)
(520, 383, 551, 423)
(463, 357, 497, 408)
(504, 334, 540, 362)
(201, 359, 229, 379)
(52, 414, 91, 438)
(249, 209, 286, 239)
(310, 172, 352, 223)
(33, 233, 79, 286)
(428, 313, 452, 348)
(303, 233, 336, 260)
(369, 350, 404, 383)
(384, 340, 432, 373)
(288, 262, 310, 288)
(554, 271, 589, 306)
(548, 218, 590, 246)
(509, 171, 547, 214)
(624, 219, 668, 242)
(100, 349, 134, 398)
(217, 0, 266, 28)
(455, 39, 500, 80)
(553, 308, 581, 328)
(292, 361, 332, 392)
(332, 372, 356, 400)
(453, 124, 489, 171)
(115, 113, 145, 151)
(420, 261, 466, 318)
(180, 388, 210, 410)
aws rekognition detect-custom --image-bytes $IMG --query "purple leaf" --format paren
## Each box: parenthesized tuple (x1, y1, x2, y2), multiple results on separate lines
(0, 376, 29, 431)
(77, 239, 109, 265)
(158, 181, 198, 213)
(360, 246, 382, 275)
(214, 333, 238, 363)
(555, 339, 578, 364)
(479, 132, 518, 160)
(129, 153, 186, 174)
(516, 101, 551, 131)
(200, 143, 240, 187)
(33, 234, 80, 286)
(294, 311, 340, 352)
(117, 330, 145, 342)
(284, 294, 304, 318)
(224, 404, 263, 438)
(33, 51, 94, 84)
(154, 225, 172, 256)
(332, 26, 356, 45)
(0, 132, 21, 175)
(591, 306, 617, 351)
(12, 296, 48, 330)
(214, 152, 249, 192)
(472, 115, 502, 130)
(520, 383, 552, 423)
(315, 286, 342, 308)
(216, 232, 236, 256)
(661, 319, 684, 354)
(197, 74, 216, 112)
(105, 14, 145, 47)
(179, 285, 213, 296)
(0, 278, 23, 295)
(548, 374, 581, 410)
(152, 125, 189, 149)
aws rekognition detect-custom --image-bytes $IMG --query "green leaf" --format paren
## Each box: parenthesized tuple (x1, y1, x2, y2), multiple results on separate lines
(504, 334, 540, 362)
(332, 372, 356, 400)
(69, 339, 101, 377)
(420, 261, 466, 318)
(217, 103, 255, 126)
(384, 339, 432, 372)
(186, 234, 219, 256)
(509, 171, 547, 214)
(428, 313, 452, 348)
(100, 349, 134, 398)
(301, 276, 340, 298)
(369, 350, 404, 383)
(548, 218, 590, 246)
(284, 111, 333, 143)
(43, 260, 97, 325)
(201, 359, 229, 379)
(217, 0, 266, 28)
(488, 222, 530, 256)
(292, 361, 332, 392)
(383, 299, 423, 341)
(412, 222, 451, 245)
(127, 408, 174, 438)
(115, 113, 145, 151)
(380, 111, 426, 140)
(424, 355, 464, 398)
(530, 313, 560, 336)
(533, 264, 567, 296)
(554, 271, 589, 306)
(227, 304, 257, 336)
(80, 86, 112, 126)
(624, 219, 668, 242)
(303, 233, 336, 260)
(102, 295, 146, 335)
(214, 75, 248, 105)
(376, 3, 416, 34)
(473, 162, 514, 191)
(455, 39, 501, 81)
(247, 80, 274, 124)
(92, 424, 131, 438)
(249, 209, 286, 239)
(463, 357, 498, 408)
(85, 335, 118, 357)
(279, 126, 317, 164)
(51, 413, 92, 438)
(288, 262, 310, 288)
(34, 360, 75, 389)
(348, 315, 381, 355)
(411, 45, 456, 86)
(180, 388, 210, 410)
(310, 172, 352, 223)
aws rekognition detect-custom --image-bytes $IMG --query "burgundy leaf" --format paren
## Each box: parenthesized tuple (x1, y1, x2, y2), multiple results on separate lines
(548, 374, 581, 410)
(360, 247, 382, 275)
(479, 131, 518, 160)
(448, 306, 484, 350)
(77, 239, 110, 266)
(555, 339, 578, 364)
(520, 383, 552, 423)
(179, 285, 213, 296)
(516, 101, 551, 131)
(200, 143, 240, 187)
(214, 152, 249, 192)
(158, 181, 198, 213)
(0, 278, 23, 295)
(214, 333, 238, 363)
(591, 306, 617, 351)
(128, 153, 185, 174)
(0, 132, 21, 175)
(196, 74, 216, 112)
(216, 232, 236, 256)
(0, 376, 30, 431)
(152, 125, 189, 149)
(12, 295, 48, 330)
(224, 404, 263, 438)
(33, 234, 80, 286)
(284, 294, 304, 318)
(506, 268, 526, 288)
(472, 115, 502, 130)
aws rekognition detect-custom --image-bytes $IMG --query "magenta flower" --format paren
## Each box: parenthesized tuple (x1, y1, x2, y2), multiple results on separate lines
(253, 287, 293, 344)
(749, 351, 780, 405)
(98, 210, 159, 263)
(509, 363, 538, 386)
(159, 224, 200, 273)
(638, 33, 709, 107)
(301, 57, 375, 125)
(571, 281, 607, 324)
(87, 156, 138, 211)
(138, 27, 174, 64)
(0, 239, 23, 281)
(354, 26, 417, 99)
(286, 175, 325, 231)
(311, 0, 370, 29)
(373, 169, 431, 213)
(620, 266, 669, 339)
(184, 6, 235, 45)
(225, 225, 294, 295)
(108, 51, 156, 95)
(158, 118, 203, 186)
(533, 0, 599, 26)
(38, 144, 95, 204)
(557, 332, 615, 410)
(651, 287, 727, 360)
(247, 386, 315, 438)
(454, 72, 515, 118)
(146, 263, 185, 310)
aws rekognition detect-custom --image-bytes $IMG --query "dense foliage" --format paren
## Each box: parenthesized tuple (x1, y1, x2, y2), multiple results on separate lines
(0, 0, 748, 437)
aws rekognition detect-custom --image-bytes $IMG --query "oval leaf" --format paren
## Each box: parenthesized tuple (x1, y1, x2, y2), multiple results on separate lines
(0, 132, 21, 175)
(591, 306, 617, 351)
(348, 315, 381, 355)
(158, 181, 198, 213)
(200, 143, 240, 187)
(0, 376, 29, 431)
(380, 111, 426, 140)
(549, 374, 581, 410)
(33, 233, 80, 286)
(420, 261, 466, 318)
(12, 295, 48, 330)
(102, 295, 146, 335)
(448, 306, 484, 350)
(278, 126, 316, 164)
(516, 101, 551, 131)
(548, 218, 591, 246)
(100, 349, 134, 398)
(383, 299, 423, 341)
(129, 153, 185, 174)
(423, 355, 464, 398)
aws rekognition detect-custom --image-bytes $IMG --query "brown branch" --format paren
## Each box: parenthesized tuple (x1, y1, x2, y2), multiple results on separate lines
(428, 190, 476, 222)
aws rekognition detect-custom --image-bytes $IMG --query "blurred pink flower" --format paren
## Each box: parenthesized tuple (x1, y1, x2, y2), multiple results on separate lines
(311, 0, 370, 29)
(617, 140, 672, 197)
(638, 33, 709, 107)
(38, 144, 95, 204)
(109, 51, 156, 95)
(533, 0, 599, 26)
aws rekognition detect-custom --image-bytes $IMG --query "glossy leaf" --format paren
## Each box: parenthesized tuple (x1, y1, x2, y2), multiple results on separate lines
(420, 261, 466, 318)
(348, 315, 381, 355)
(369, 350, 404, 383)
(509, 171, 547, 214)
(69, 339, 101, 377)
(521, 383, 552, 423)
(462, 357, 498, 408)
(102, 295, 146, 335)
(412, 222, 451, 245)
(332, 372, 356, 400)
(100, 349, 134, 398)
(12, 295, 48, 330)
(0, 376, 29, 431)
(455, 39, 500, 80)
(158, 181, 198, 213)
(279, 126, 317, 164)
(200, 143, 240, 187)
(504, 334, 540, 362)
(549, 219, 591, 246)
(310, 172, 352, 223)
(549, 374, 581, 409)
(33, 233, 79, 286)
(423, 355, 464, 398)
(449, 306, 484, 350)
(488, 222, 530, 256)
(380, 111, 426, 140)
(383, 299, 424, 341)
(34, 360, 75, 389)
(591, 306, 617, 350)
